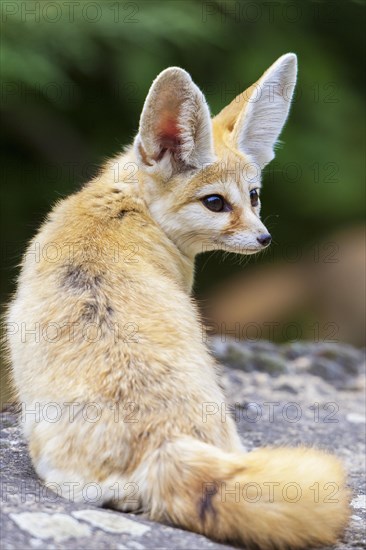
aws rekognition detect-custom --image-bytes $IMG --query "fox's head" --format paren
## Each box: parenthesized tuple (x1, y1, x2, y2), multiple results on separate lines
(134, 54, 297, 258)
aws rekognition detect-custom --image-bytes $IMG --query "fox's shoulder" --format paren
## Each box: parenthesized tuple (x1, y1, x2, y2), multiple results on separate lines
(20, 155, 193, 291)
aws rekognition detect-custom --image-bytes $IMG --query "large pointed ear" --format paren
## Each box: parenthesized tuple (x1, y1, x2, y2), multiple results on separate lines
(134, 67, 215, 178)
(214, 54, 297, 169)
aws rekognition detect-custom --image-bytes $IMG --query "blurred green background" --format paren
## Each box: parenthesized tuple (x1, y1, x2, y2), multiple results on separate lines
(1, 0, 365, 397)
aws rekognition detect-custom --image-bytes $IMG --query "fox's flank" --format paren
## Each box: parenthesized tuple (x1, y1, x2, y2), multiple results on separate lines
(6, 54, 350, 549)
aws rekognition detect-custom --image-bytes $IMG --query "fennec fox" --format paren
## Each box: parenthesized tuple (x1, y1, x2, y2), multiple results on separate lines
(6, 54, 350, 548)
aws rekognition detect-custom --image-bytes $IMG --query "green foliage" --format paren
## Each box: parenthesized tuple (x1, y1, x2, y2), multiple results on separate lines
(1, 0, 364, 300)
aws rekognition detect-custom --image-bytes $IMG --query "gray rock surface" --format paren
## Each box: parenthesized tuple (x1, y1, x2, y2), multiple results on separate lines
(1, 339, 365, 549)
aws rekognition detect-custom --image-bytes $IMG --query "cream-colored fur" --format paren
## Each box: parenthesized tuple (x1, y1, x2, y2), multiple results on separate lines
(5, 54, 350, 548)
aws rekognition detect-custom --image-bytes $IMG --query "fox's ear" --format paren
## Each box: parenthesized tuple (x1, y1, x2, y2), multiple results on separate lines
(214, 54, 297, 169)
(134, 67, 215, 178)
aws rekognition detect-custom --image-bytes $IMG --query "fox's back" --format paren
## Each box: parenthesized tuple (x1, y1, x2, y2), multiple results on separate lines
(7, 175, 220, 408)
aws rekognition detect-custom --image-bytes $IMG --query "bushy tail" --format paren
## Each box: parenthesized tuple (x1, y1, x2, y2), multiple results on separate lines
(139, 438, 350, 549)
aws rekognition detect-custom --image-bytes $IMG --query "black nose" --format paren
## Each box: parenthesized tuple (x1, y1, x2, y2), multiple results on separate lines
(257, 233, 272, 247)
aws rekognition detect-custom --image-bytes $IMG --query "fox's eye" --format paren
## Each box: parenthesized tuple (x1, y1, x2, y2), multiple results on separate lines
(250, 189, 259, 207)
(202, 195, 231, 213)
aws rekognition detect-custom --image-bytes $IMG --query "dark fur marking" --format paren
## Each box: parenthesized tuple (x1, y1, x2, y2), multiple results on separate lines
(62, 267, 102, 293)
(116, 209, 141, 219)
(80, 302, 99, 322)
(62, 268, 117, 337)
(199, 483, 218, 525)
(80, 300, 115, 331)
